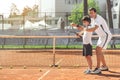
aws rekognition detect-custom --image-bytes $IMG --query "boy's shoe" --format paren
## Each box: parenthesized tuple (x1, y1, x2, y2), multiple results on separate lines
(91, 68, 102, 74)
(84, 69, 92, 74)
(100, 65, 109, 71)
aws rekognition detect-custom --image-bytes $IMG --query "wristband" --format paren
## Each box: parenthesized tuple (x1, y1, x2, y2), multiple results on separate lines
(77, 24, 79, 27)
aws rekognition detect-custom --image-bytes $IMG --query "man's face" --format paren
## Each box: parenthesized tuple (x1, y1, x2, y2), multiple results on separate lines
(82, 21, 89, 27)
(89, 10, 96, 18)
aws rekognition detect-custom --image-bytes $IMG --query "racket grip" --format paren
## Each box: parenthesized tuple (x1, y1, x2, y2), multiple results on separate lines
(76, 33, 82, 38)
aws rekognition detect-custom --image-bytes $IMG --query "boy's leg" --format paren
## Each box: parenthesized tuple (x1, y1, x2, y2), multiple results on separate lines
(83, 44, 92, 74)
(85, 55, 92, 69)
(84, 55, 92, 74)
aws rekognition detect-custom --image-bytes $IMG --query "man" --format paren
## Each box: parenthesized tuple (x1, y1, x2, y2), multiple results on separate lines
(86, 8, 112, 74)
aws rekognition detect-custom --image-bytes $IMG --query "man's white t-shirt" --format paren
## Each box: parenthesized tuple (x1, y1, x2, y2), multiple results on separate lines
(91, 15, 112, 37)
(91, 14, 112, 49)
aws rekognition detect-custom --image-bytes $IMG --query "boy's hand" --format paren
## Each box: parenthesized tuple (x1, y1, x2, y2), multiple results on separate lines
(84, 28, 87, 31)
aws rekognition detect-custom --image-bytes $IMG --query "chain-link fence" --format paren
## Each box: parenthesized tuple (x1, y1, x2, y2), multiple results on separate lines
(0, 12, 120, 49)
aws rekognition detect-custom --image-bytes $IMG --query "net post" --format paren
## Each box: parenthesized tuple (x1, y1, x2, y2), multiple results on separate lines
(52, 36, 58, 67)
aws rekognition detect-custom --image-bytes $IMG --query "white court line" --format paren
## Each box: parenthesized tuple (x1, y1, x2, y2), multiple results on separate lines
(38, 59, 63, 80)
(56, 59, 63, 65)
(38, 70, 51, 80)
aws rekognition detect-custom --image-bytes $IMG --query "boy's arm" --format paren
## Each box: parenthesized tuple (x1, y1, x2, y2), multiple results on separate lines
(76, 30, 84, 38)
(77, 30, 84, 35)
(70, 23, 84, 30)
(85, 25, 99, 32)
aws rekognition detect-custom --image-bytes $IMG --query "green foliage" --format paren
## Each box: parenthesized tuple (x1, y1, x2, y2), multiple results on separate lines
(68, 4, 83, 24)
(68, 0, 100, 24)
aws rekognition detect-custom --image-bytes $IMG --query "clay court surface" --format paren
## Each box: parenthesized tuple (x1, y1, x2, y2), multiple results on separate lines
(0, 50, 120, 80)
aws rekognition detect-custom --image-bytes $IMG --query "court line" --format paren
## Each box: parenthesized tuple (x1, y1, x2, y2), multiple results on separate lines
(38, 59, 63, 80)
(38, 70, 51, 80)
(56, 59, 63, 65)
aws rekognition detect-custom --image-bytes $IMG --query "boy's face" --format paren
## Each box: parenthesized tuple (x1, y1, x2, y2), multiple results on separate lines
(82, 21, 90, 27)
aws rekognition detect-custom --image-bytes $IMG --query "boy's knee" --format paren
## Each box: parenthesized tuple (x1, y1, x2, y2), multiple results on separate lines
(85, 55, 91, 58)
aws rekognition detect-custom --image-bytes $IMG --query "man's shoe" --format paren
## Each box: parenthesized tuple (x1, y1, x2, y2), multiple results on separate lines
(100, 65, 109, 71)
(91, 68, 102, 74)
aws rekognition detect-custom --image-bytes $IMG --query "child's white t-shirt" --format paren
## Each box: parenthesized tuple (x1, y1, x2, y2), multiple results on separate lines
(82, 26, 92, 45)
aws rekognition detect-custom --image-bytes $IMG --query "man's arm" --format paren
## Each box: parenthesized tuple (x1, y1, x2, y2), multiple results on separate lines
(85, 25, 99, 32)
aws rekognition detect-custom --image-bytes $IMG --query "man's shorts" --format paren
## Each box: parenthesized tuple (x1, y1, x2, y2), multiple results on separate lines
(97, 34, 112, 49)
(83, 44, 92, 56)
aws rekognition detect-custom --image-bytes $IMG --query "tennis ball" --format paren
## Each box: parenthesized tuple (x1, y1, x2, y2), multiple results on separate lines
(23, 66, 27, 69)
(0, 66, 2, 70)
(76, 64, 80, 67)
(10, 65, 13, 69)
(58, 65, 61, 69)
(49, 64, 53, 67)
(39, 69, 42, 72)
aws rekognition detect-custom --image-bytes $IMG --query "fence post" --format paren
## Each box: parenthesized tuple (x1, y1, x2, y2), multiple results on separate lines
(23, 38, 27, 49)
(45, 12, 46, 30)
(2, 38, 5, 49)
(1, 15, 4, 32)
(1, 15, 5, 48)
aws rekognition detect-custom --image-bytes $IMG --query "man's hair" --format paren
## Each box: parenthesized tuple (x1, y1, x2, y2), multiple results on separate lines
(82, 15, 91, 23)
(89, 8, 97, 12)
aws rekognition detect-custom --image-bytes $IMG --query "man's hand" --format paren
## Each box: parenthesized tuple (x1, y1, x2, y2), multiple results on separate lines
(70, 23, 84, 31)
(70, 23, 77, 27)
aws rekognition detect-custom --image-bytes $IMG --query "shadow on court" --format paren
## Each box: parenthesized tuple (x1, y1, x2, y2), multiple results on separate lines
(97, 70, 120, 79)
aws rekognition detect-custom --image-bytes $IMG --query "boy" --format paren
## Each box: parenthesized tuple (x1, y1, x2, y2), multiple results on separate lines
(71, 16, 93, 74)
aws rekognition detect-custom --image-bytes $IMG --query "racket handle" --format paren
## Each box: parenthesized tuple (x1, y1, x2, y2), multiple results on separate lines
(76, 33, 82, 38)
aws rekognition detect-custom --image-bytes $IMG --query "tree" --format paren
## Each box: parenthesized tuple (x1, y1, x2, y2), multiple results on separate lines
(68, 0, 100, 24)
(21, 5, 39, 17)
(9, 3, 20, 17)
(84, 0, 88, 15)
(22, 6, 32, 16)
(107, 0, 113, 29)
(119, 3, 120, 29)
(32, 5, 39, 17)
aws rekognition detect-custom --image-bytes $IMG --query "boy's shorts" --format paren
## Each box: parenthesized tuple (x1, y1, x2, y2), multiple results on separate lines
(83, 44, 92, 56)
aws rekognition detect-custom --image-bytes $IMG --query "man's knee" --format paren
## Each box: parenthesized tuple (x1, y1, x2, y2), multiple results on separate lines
(96, 46, 102, 54)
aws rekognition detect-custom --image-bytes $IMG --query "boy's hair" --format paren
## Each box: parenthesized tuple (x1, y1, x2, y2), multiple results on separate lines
(89, 8, 97, 12)
(82, 15, 91, 23)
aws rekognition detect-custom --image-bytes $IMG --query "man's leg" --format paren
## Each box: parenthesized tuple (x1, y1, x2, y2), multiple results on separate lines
(100, 50, 109, 71)
(92, 46, 102, 74)
(96, 46, 102, 68)
(100, 35, 112, 71)
(101, 51, 107, 66)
